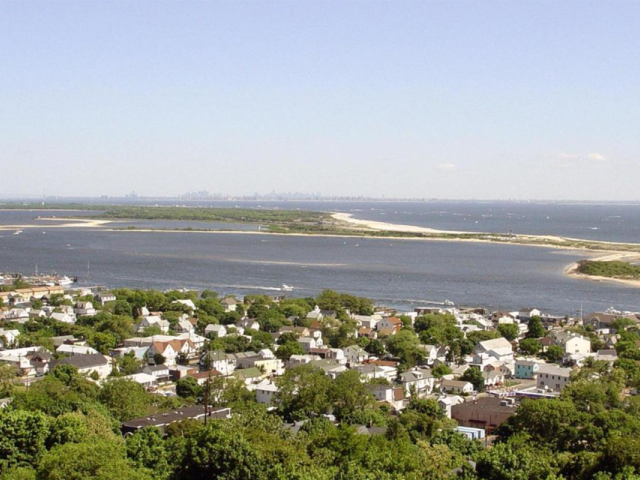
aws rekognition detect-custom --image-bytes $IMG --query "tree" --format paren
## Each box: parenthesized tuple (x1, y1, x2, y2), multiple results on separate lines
(99, 379, 152, 422)
(519, 338, 541, 356)
(176, 422, 263, 480)
(0, 364, 17, 398)
(0, 410, 50, 470)
(37, 439, 152, 480)
(275, 341, 304, 361)
(329, 370, 375, 422)
(545, 345, 564, 363)
(90, 332, 116, 354)
(153, 353, 166, 365)
(432, 364, 452, 378)
(126, 427, 170, 479)
(116, 352, 143, 376)
(386, 330, 424, 368)
(460, 367, 485, 392)
(176, 377, 201, 400)
(497, 323, 520, 342)
(275, 365, 332, 422)
(526, 316, 545, 338)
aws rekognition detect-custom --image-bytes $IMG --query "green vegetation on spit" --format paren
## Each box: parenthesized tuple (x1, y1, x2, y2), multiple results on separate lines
(577, 260, 640, 280)
(3, 203, 640, 254)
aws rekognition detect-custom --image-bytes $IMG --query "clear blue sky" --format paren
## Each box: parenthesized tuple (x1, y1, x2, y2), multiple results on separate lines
(1, 1, 638, 200)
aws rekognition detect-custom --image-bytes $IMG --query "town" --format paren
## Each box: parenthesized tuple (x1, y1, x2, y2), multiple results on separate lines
(0, 273, 639, 479)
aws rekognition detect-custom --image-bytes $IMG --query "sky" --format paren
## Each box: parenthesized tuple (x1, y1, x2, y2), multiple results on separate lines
(1, 1, 639, 201)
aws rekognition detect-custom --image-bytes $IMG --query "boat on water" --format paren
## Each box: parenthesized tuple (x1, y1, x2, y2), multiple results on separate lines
(444, 299, 455, 306)
(281, 284, 294, 292)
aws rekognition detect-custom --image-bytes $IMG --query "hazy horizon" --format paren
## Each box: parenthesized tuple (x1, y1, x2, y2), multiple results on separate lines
(1, 1, 638, 201)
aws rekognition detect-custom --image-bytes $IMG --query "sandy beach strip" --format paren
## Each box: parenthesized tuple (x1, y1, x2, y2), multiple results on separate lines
(0, 218, 112, 230)
(564, 253, 640, 288)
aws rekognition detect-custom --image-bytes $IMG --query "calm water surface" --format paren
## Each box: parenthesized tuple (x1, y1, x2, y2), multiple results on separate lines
(0, 208, 638, 316)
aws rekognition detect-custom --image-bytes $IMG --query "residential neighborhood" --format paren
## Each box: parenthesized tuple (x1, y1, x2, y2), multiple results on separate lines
(1, 275, 640, 479)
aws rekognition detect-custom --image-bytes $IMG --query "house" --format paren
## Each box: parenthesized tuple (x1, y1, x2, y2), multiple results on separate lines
(370, 385, 406, 411)
(377, 317, 403, 333)
(55, 354, 112, 379)
(233, 367, 264, 385)
(536, 364, 572, 392)
(343, 345, 368, 365)
(75, 301, 96, 316)
(399, 368, 435, 398)
(49, 311, 76, 324)
(172, 299, 196, 311)
(418, 344, 439, 365)
(175, 319, 195, 334)
(205, 324, 227, 338)
(483, 369, 506, 387)
(121, 406, 231, 435)
(584, 312, 634, 332)
(298, 336, 318, 353)
(200, 350, 235, 375)
(137, 315, 170, 334)
(0, 347, 50, 376)
(515, 359, 541, 379)
(355, 364, 397, 382)
(221, 297, 238, 312)
(56, 344, 99, 356)
(0, 329, 20, 348)
(440, 379, 474, 395)
(452, 397, 519, 434)
(563, 335, 591, 355)
(143, 364, 171, 382)
(306, 306, 324, 322)
(518, 308, 541, 321)
(475, 337, 514, 363)
(125, 373, 158, 389)
(438, 395, 465, 418)
(94, 292, 116, 305)
(237, 318, 260, 331)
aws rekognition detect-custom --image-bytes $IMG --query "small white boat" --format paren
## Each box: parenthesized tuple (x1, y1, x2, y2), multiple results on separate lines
(13, 230, 22, 235)
(281, 284, 294, 292)
(444, 299, 455, 306)
(57, 276, 75, 286)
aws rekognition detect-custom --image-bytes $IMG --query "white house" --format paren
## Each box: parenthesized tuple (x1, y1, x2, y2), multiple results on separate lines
(438, 395, 465, 418)
(343, 345, 368, 365)
(172, 299, 196, 311)
(399, 368, 435, 398)
(563, 335, 591, 355)
(0, 329, 20, 348)
(205, 324, 227, 338)
(125, 373, 158, 389)
(221, 297, 238, 312)
(475, 337, 514, 363)
(49, 312, 76, 324)
(138, 315, 170, 334)
(175, 319, 195, 334)
(298, 336, 318, 353)
(440, 379, 474, 395)
(75, 301, 96, 316)
(255, 380, 278, 406)
(56, 344, 99, 356)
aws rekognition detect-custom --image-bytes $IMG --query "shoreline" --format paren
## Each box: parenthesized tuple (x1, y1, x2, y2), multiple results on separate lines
(564, 253, 640, 289)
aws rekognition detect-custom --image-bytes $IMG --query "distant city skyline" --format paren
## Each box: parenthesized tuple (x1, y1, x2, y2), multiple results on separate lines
(1, 1, 638, 201)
